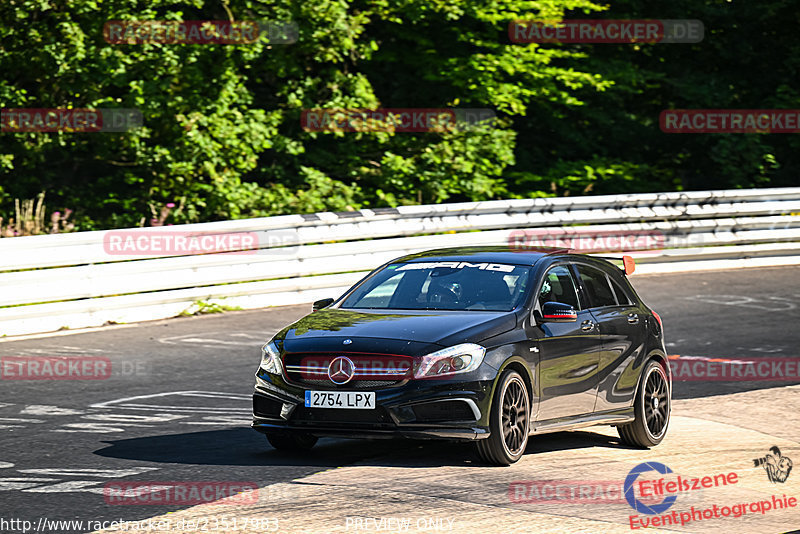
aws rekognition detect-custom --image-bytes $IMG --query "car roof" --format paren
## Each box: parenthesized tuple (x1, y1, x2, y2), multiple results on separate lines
(390, 246, 569, 266)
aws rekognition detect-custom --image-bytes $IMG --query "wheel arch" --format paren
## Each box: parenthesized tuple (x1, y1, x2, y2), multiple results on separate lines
(493, 356, 536, 415)
(632, 349, 671, 410)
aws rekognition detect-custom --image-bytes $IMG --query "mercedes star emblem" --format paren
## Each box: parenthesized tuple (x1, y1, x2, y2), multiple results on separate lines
(328, 356, 356, 385)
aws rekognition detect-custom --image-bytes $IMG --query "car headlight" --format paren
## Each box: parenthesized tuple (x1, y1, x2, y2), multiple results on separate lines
(414, 343, 486, 379)
(260, 341, 283, 374)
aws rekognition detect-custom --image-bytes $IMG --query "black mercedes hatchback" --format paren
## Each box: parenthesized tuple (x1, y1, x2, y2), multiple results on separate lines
(252, 246, 670, 465)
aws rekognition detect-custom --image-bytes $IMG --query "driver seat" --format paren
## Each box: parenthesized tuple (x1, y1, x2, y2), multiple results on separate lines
(470, 275, 512, 309)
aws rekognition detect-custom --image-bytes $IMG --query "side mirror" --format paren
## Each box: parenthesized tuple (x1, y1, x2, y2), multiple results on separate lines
(312, 297, 334, 312)
(541, 301, 578, 322)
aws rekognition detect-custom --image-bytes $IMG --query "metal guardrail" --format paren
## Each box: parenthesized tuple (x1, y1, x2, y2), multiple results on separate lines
(1, 187, 799, 337)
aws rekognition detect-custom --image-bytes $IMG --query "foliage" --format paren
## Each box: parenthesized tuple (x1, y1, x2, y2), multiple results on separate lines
(0, 0, 797, 231)
(178, 299, 243, 316)
(0, 192, 75, 236)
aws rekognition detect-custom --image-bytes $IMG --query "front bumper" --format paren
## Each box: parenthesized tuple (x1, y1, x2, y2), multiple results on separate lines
(252, 367, 495, 441)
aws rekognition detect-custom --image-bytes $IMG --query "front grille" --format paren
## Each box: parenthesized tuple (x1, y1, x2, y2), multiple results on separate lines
(297, 378, 398, 389)
(291, 405, 394, 426)
(283, 352, 413, 389)
(412, 400, 476, 422)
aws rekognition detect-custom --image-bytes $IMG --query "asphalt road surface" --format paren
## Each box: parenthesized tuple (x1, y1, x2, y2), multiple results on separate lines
(0, 266, 797, 533)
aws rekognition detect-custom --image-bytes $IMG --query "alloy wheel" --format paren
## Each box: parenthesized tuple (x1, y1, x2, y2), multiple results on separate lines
(501, 377, 529, 456)
(643, 365, 669, 439)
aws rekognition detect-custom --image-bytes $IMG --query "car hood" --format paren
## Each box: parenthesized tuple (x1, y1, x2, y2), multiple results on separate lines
(278, 308, 518, 351)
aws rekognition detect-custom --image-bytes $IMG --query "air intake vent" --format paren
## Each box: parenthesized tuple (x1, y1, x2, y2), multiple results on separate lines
(412, 400, 475, 422)
(253, 395, 283, 418)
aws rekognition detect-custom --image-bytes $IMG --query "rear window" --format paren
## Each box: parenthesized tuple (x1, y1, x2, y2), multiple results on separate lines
(340, 261, 531, 311)
(575, 264, 617, 308)
(609, 276, 633, 305)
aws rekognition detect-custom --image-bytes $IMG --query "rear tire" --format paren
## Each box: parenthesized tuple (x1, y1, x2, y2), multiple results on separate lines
(618, 360, 670, 447)
(476, 370, 530, 465)
(266, 432, 318, 451)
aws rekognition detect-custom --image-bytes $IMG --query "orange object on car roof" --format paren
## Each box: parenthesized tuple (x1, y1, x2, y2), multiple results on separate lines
(622, 255, 636, 275)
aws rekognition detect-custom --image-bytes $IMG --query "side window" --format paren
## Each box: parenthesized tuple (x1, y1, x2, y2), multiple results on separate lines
(576, 265, 617, 308)
(538, 266, 580, 309)
(609, 276, 632, 305)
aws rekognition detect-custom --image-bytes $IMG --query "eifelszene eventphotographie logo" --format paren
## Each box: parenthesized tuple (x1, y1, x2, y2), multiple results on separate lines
(624, 462, 678, 515)
(753, 446, 793, 483)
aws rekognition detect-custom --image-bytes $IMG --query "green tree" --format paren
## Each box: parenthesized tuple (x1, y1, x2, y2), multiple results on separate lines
(2, 0, 795, 232)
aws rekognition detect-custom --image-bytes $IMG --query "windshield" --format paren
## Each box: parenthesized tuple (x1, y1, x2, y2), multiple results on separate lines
(340, 261, 531, 311)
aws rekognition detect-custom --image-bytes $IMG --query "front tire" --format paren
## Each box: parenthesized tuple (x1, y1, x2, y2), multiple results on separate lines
(476, 370, 530, 465)
(266, 432, 318, 451)
(618, 360, 670, 447)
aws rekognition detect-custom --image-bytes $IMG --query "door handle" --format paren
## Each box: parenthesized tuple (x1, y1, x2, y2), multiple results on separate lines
(581, 320, 595, 332)
(627, 313, 639, 324)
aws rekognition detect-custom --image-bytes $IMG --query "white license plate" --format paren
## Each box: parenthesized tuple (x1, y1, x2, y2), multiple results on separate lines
(304, 391, 375, 409)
